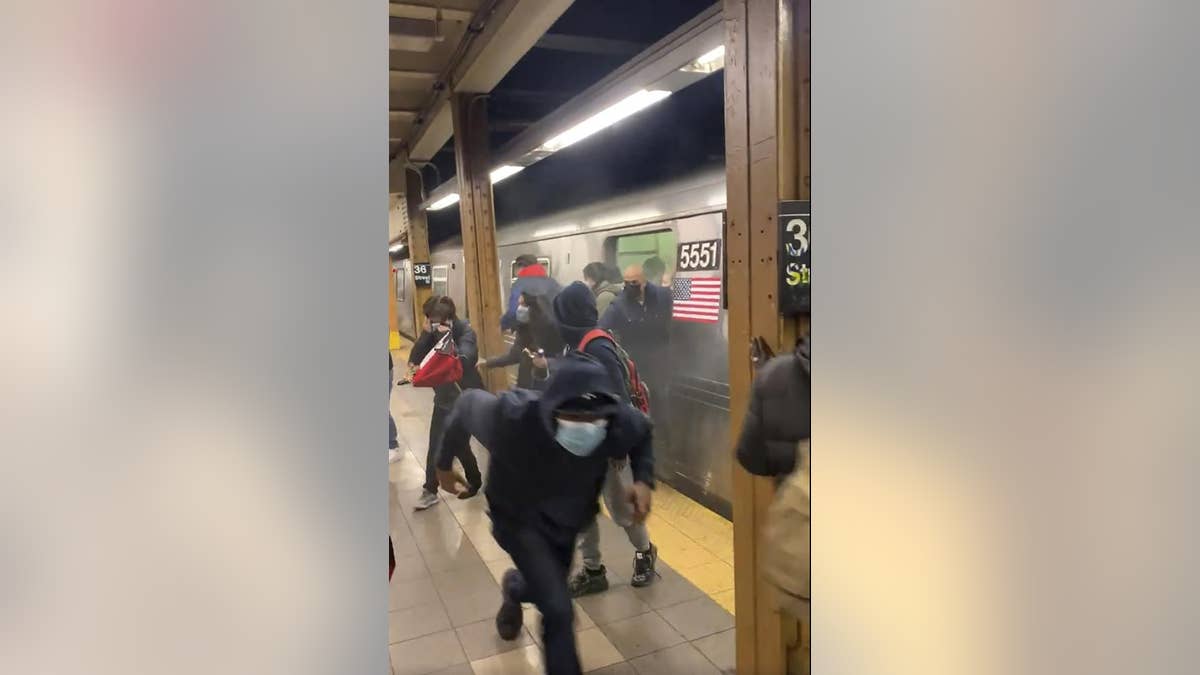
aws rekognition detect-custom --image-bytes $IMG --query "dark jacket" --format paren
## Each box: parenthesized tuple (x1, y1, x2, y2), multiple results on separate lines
(501, 264, 561, 331)
(437, 352, 655, 544)
(551, 281, 630, 403)
(483, 294, 564, 390)
(598, 282, 673, 369)
(408, 318, 483, 407)
(736, 337, 810, 477)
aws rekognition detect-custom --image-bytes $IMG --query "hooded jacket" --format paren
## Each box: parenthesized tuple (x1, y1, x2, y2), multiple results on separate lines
(408, 318, 484, 407)
(551, 281, 630, 403)
(501, 264, 561, 331)
(437, 352, 655, 543)
(736, 336, 811, 477)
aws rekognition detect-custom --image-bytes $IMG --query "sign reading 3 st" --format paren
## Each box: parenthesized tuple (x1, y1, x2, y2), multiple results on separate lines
(676, 238, 722, 272)
(778, 200, 810, 315)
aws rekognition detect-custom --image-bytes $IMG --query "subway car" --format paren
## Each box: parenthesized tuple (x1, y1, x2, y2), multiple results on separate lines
(395, 166, 733, 518)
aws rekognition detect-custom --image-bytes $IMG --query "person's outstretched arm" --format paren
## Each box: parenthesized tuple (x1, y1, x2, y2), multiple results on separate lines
(482, 332, 526, 369)
(434, 390, 500, 493)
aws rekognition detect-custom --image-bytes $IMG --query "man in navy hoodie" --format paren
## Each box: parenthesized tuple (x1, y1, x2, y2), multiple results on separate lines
(552, 281, 659, 596)
(435, 353, 654, 675)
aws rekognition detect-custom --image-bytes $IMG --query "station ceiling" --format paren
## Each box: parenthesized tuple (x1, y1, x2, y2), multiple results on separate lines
(418, 0, 717, 186)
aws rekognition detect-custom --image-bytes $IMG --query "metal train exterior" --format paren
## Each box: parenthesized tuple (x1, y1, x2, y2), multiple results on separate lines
(395, 167, 734, 518)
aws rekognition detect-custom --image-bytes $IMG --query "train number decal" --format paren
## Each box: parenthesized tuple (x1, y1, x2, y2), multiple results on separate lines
(676, 239, 722, 272)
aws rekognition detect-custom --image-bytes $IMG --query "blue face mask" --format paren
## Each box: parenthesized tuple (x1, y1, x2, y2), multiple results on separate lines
(515, 305, 531, 324)
(554, 418, 609, 457)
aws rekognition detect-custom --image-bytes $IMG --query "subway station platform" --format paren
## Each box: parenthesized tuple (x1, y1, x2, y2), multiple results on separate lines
(389, 346, 736, 675)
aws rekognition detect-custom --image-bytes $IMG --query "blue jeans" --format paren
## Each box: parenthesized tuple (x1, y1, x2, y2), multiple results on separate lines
(389, 359, 399, 449)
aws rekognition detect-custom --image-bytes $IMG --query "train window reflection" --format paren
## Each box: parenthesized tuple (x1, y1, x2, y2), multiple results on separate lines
(611, 230, 677, 287)
(431, 264, 449, 297)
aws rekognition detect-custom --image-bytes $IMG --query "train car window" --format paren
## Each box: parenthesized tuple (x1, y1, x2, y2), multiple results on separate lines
(431, 264, 449, 297)
(610, 230, 678, 287)
(510, 256, 552, 282)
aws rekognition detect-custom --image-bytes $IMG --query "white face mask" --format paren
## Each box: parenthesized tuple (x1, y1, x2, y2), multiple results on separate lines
(554, 418, 609, 457)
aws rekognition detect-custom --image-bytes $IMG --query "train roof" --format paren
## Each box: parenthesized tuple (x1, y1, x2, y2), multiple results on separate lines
(432, 165, 726, 251)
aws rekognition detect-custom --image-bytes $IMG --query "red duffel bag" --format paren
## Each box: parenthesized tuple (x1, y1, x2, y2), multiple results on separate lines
(411, 331, 463, 388)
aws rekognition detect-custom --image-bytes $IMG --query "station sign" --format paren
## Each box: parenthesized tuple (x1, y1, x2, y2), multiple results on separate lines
(412, 262, 432, 288)
(779, 200, 810, 315)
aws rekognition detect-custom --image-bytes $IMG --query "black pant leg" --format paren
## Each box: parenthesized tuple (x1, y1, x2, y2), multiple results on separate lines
(454, 435, 482, 489)
(424, 406, 448, 493)
(501, 526, 581, 675)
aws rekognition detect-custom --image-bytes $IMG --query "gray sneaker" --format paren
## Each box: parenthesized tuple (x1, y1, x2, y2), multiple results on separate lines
(568, 565, 609, 598)
(413, 490, 439, 511)
(630, 544, 659, 588)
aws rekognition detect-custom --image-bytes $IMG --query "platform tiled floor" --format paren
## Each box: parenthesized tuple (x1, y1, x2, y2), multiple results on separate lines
(389, 354, 735, 675)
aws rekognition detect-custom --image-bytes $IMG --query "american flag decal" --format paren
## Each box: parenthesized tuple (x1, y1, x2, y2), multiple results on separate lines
(671, 276, 722, 323)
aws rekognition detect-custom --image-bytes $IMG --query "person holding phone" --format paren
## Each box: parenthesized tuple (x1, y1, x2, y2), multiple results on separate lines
(478, 291, 563, 390)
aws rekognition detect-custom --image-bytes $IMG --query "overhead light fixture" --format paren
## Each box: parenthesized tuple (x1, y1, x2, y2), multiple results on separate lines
(489, 165, 524, 184)
(428, 193, 460, 210)
(681, 45, 725, 74)
(539, 89, 672, 154)
(389, 242, 403, 253)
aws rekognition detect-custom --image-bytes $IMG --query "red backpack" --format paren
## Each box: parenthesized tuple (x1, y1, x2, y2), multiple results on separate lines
(578, 329, 651, 414)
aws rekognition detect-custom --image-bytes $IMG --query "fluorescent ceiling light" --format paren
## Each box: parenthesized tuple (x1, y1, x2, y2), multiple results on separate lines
(697, 45, 725, 66)
(681, 45, 725, 73)
(388, 243, 403, 253)
(539, 89, 671, 154)
(489, 165, 524, 184)
(428, 193, 460, 210)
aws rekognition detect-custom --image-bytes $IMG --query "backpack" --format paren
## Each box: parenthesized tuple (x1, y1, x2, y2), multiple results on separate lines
(578, 328, 651, 414)
(762, 438, 810, 620)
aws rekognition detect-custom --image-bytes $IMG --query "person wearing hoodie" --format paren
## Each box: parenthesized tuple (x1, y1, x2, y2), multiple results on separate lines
(736, 335, 810, 477)
(501, 254, 561, 332)
(582, 261, 623, 316)
(434, 352, 654, 675)
(407, 295, 485, 510)
(736, 335, 811, 629)
(552, 281, 659, 596)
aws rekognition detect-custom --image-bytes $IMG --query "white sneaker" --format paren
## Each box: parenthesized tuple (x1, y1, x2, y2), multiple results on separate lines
(388, 449, 403, 464)
(414, 491, 440, 511)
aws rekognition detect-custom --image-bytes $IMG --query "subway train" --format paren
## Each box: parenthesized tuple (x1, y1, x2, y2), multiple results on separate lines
(394, 166, 733, 518)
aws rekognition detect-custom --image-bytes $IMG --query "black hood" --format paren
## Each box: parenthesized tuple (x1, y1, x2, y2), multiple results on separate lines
(553, 281, 599, 347)
(538, 351, 620, 435)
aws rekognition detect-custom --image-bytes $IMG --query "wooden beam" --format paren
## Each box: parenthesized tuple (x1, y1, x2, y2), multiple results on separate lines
(405, 167, 435, 333)
(450, 93, 507, 392)
(726, 0, 809, 672)
(722, 2, 762, 671)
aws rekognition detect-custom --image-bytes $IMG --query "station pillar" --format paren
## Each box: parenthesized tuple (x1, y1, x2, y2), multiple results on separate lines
(405, 165, 435, 333)
(724, 0, 810, 673)
(450, 93, 507, 392)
